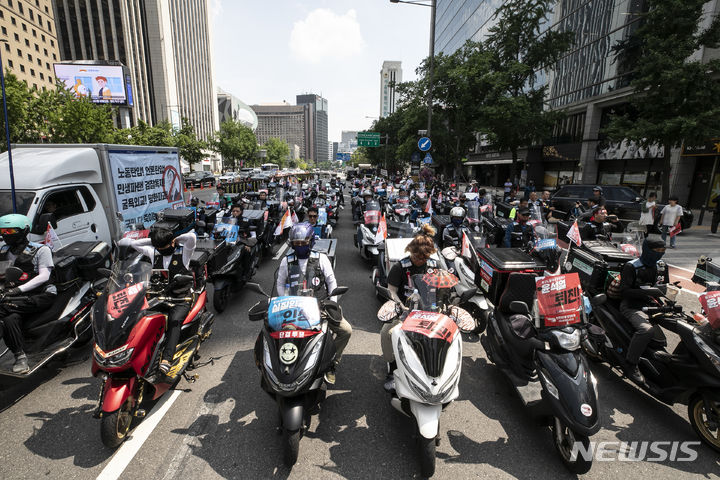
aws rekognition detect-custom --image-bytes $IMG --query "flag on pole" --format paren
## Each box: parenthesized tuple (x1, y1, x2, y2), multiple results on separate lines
(461, 231, 471, 258)
(291, 209, 299, 224)
(437, 191, 443, 203)
(567, 219, 582, 247)
(375, 214, 387, 244)
(425, 196, 433, 214)
(274, 209, 295, 236)
(44, 222, 62, 252)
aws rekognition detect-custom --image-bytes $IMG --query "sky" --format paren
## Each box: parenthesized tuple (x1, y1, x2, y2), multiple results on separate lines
(211, 0, 431, 142)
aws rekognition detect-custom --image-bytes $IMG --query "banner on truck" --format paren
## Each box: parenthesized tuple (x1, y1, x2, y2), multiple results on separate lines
(109, 151, 184, 229)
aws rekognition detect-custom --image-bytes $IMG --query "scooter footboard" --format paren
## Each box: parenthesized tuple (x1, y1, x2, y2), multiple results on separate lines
(278, 395, 305, 431)
(102, 377, 137, 413)
(409, 401, 442, 439)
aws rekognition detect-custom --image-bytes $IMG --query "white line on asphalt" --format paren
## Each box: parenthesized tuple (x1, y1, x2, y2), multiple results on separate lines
(273, 242, 289, 260)
(96, 390, 182, 480)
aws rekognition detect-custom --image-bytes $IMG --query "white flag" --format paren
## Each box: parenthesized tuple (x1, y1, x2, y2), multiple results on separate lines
(461, 231, 471, 258)
(274, 209, 295, 236)
(567, 220, 582, 247)
(44, 222, 62, 252)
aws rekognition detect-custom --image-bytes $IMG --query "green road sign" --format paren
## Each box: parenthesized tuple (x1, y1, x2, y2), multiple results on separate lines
(357, 132, 381, 147)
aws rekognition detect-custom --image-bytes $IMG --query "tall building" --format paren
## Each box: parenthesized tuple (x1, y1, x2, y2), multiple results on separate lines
(380, 61, 402, 117)
(52, 0, 219, 142)
(252, 103, 311, 160)
(217, 87, 257, 130)
(339, 130, 358, 153)
(0, 0, 61, 90)
(296, 93, 328, 163)
(437, 0, 720, 206)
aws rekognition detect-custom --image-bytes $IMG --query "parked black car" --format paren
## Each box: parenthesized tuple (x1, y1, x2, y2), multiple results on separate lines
(550, 184, 693, 231)
(184, 171, 216, 188)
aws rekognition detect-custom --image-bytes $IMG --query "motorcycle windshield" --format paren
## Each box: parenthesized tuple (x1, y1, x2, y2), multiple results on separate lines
(364, 210, 381, 226)
(533, 224, 558, 250)
(93, 259, 151, 351)
(267, 296, 322, 331)
(410, 274, 439, 312)
(214, 217, 240, 244)
(466, 201, 480, 225)
(617, 222, 644, 257)
(401, 310, 458, 377)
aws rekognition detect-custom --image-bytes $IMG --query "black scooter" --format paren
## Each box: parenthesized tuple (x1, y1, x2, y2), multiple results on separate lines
(246, 280, 348, 467)
(585, 286, 720, 453)
(481, 272, 600, 474)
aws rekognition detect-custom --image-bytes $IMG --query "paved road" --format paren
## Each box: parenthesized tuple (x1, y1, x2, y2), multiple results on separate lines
(0, 193, 718, 479)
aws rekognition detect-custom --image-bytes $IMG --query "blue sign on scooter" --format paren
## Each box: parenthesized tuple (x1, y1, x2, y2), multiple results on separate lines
(418, 137, 432, 152)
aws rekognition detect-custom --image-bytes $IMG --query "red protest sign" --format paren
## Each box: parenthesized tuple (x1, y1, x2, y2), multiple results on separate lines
(536, 273, 583, 327)
(700, 291, 720, 329)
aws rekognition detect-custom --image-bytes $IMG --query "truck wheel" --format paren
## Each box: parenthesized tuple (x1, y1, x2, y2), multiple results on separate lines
(214, 286, 229, 313)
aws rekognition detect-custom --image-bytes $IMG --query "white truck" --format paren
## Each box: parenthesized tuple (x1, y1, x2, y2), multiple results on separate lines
(0, 144, 185, 245)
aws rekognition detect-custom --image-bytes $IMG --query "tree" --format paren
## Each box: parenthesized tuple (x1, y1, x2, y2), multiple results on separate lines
(478, 0, 574, 179)
(263, 137, 290, 168)
(604, 0, 720, 202)
(112, 121, 175, 146)
(174, 118, 207, 171)
(212, 119, 257, 170)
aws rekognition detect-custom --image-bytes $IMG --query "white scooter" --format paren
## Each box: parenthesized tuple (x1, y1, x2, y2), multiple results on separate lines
(376, 272, 473, 478)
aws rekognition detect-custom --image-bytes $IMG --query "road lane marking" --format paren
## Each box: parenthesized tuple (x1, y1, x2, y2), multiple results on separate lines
(97, 390, 182, 480)
(273, 242, 289, 260)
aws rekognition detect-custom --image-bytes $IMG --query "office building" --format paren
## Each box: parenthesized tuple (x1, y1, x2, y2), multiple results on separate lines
(218, 87, 257, 130)
(252, 103, 311, 160)
(438, 0, 720, 206)
(296, 93, 328, 163)
(380, 61, 401, 117)
(339, 130, 358, 153)
(0, 0, 61, 90)
(53, 0, 219, 143)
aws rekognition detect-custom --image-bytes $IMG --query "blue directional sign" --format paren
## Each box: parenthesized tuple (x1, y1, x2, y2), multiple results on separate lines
(418, 137, 432, 152)
(423, 153, 433, 164)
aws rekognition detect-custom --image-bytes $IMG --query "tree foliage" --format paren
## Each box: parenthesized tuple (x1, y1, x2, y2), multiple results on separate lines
(174, 119, 207, 171)
(604, 0, 720, 201)
(263, 137, 290, 167)
(212, 119, 258, 170)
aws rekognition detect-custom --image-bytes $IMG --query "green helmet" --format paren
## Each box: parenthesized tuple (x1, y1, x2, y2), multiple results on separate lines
(0, 214, 31, 230)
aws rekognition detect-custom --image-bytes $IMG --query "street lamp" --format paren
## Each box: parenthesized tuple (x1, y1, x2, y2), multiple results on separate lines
(0, 38, 16, 213)
(390, 0, 436, 138)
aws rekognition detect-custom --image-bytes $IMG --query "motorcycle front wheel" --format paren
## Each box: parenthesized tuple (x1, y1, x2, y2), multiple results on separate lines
(213, 286, 230, 313)
(552, 417, 592, 474)
(418, 434, 436, 478)
(689, 394, 720, 453)
(100, 398, 133, 449)
(283, 428, 301, 467)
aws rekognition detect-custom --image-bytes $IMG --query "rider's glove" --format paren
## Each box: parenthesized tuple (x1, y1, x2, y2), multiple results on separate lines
(5, 287, 21, 296)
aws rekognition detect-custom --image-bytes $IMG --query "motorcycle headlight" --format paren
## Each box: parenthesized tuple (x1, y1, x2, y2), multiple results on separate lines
(693, 332, 720, 374)
(93, 344, 134, 367)
(550, 328, 581, 351)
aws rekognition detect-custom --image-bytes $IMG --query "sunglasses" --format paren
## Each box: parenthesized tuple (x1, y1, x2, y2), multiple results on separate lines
(308, 214, 318, 218)
(291, 240, 311, 247)
(0, 228, 21, 235)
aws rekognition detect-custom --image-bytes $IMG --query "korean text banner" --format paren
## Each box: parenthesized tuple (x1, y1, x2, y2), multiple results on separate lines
(54, 63, 127, 104)
(109, 151, 184, 229)
(536, 273, 583, 327)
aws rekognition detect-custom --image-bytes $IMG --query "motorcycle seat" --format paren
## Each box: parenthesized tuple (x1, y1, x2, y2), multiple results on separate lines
(602, 301, 668, 348)
(21, 288, 77, 332)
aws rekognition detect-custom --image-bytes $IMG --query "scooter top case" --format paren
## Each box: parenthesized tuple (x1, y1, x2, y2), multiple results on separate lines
(313, 238, 337, 267)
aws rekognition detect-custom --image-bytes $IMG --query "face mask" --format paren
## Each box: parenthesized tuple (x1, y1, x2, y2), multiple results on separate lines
(2, 232, 27, 248)
(451, 218, 464, 227)
(157, 245, 175, 257)
(640, 248, 664, 267)
(293, 244, 312, 259)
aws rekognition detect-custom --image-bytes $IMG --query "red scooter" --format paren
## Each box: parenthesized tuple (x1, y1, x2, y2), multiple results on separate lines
(90, 249, 214, 448)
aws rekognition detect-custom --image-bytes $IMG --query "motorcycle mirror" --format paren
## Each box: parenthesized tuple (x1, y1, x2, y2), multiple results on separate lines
(591, 293, 607, 307)
(246, 282, 270, 297)
(509, 301, 530, 315)
(459, 288, 477, 305)
(376, 285, 392, 300)
(248, 300, 268, 321)
(330, 286, 349, 297)
(4, 266, 23, 284)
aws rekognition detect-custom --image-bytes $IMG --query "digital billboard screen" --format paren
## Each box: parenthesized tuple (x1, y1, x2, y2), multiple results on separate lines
(53, 64, 128, 105)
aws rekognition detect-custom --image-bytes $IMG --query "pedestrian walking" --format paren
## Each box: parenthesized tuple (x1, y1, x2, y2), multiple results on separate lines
(711, 194, 720, 234)
(660, 195, 683, 248)
(639, 192, 657, 237)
